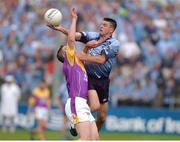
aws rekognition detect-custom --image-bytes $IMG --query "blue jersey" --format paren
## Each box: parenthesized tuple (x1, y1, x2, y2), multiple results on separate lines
(79, 32, 120, 78)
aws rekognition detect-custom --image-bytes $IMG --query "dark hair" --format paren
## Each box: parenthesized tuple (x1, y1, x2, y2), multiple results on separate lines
(57, 45, 64, 63)
(103, 17, 117, 31)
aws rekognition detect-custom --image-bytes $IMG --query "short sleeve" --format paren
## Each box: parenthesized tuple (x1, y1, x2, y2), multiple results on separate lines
(78, 32, 99, 43)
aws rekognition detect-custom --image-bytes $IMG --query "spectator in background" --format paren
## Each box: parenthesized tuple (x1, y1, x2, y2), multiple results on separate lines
(142, 73, 157, 106)
(162, 68, 176, 107)
(144, 15, 160, 45)
(0, 75, 21, 133)
(111, 75, 133, 106)
(130, 80, 143, 105)
(28, 80, 51, 140)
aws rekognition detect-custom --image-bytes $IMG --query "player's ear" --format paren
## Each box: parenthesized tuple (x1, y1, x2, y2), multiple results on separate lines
(57, 45, 64, 63)
(110, 27, 114, 34)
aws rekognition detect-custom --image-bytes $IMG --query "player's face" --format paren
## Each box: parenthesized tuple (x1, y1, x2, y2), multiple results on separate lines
(99, 21, 113, 36)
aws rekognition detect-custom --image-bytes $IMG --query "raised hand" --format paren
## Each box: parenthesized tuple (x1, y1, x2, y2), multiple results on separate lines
(70, 8, 77, 20)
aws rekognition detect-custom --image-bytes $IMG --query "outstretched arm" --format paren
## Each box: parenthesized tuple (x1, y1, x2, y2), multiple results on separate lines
(47, 23, 81, 40)
(67, 8, 77, 49)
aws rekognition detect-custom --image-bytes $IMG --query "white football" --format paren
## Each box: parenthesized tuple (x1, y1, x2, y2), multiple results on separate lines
(44, 8, 62, 26)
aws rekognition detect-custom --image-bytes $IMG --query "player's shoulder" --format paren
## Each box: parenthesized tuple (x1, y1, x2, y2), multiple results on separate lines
(109, 37, 120, 46)
(110, 37, 119, 42)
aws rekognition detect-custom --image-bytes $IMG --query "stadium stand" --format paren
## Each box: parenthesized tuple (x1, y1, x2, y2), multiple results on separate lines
(0, 0, 179, 108)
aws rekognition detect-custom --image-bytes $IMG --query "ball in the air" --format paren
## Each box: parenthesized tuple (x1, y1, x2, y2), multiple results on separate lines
(44, 8, 62, 26)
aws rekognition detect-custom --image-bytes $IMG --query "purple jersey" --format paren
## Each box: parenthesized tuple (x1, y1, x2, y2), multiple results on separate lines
(29, 88, 50, 108)
(62, 45, 88, 115)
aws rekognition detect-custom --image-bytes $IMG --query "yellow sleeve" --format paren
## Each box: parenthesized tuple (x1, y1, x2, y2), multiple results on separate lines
(29, 88, 37, 106)
(66, 44, 76, 66)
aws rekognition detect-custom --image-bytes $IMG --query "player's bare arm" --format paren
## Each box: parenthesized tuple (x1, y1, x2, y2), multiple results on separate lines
(67, 8, 77, 49)
(85, 38, 106, 48)
(77, 53, 106, 64)
(85, 40, 99, 48)
(47, 23, 81, 40)
(81, 40, 96, 53)
(48, 24, 101, 48)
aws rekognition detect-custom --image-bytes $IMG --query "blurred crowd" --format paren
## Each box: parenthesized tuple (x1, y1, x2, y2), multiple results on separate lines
(0, 0, 179, 108)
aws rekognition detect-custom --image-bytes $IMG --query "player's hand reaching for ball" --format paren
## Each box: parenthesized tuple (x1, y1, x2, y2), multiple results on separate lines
(70, 8, 77, 20)
(47, 24, 63, 31)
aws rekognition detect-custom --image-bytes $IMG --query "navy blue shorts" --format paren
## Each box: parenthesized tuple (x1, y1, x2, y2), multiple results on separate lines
(88, 76, 110, 104)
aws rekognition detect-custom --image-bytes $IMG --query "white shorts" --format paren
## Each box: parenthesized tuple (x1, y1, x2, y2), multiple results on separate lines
(65, 97, 95, 125)
(34, 107, 49, 121)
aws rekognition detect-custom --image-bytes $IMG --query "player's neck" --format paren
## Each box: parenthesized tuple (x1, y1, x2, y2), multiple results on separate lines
(99, 34, 112, 41)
